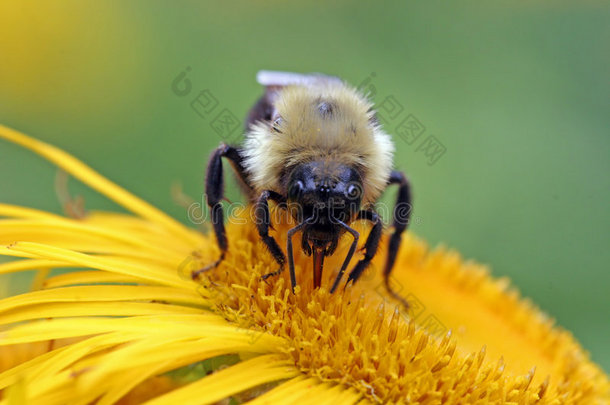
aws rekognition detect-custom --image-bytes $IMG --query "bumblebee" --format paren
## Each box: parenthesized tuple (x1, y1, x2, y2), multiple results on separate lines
(195, 71, 412, 303)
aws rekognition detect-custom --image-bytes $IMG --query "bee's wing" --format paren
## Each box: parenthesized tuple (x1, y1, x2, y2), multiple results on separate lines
(256, 70, 342, 88)
(247, 71, 342, 129)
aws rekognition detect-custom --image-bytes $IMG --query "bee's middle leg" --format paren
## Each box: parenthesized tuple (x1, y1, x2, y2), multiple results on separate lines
(344, 210, 382, 287)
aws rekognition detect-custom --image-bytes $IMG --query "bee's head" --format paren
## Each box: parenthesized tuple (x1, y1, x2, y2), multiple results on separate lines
(286, 160, 363, 248)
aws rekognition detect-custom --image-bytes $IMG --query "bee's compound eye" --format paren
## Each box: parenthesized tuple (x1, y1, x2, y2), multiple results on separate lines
(346, 183, 362, 200)
(289, 180, 304, 199)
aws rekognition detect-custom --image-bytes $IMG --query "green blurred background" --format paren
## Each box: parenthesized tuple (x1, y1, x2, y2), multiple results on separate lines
(0, 1, 608, 371)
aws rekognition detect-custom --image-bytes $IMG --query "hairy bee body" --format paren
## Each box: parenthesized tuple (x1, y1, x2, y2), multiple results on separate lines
(195, 71, 412, 306)
(242, 80, 394, 205)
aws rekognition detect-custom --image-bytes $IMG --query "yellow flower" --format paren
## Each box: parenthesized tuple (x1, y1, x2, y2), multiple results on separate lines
(0, 124, 608, 404)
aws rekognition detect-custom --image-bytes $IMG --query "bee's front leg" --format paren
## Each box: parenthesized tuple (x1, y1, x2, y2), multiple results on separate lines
(329, 220, 359, 293)
(192, 144, 250, 280)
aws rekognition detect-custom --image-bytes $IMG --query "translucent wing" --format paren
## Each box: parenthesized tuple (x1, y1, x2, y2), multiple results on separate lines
(256, 70, 342, 88)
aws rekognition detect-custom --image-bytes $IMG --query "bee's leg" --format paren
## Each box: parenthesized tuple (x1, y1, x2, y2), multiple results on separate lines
(255, 190, 288, 282)
(382, 170, 412, 307)
(192, 144, 251, 280)
(344, 210, 382, 288)
(329, 220, 359, 293)
(286, 220, 309, 293)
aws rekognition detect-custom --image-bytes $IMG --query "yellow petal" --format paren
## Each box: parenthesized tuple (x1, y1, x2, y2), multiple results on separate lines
(143, 355, 298, 405)
(1, 242, 192, 289)
(3, 377, 26, 405)
(246, 377, 370, 405)
(42, 270, 141, 288)
(0, 286, 206, 321)
(0, 125, 199, 246)
(0, 259, 80, 276)
(96, 362, 175, 405)
(0, 334, 123, 390)
(0, 219, 189, 263)
(0, 301, 202, 326)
